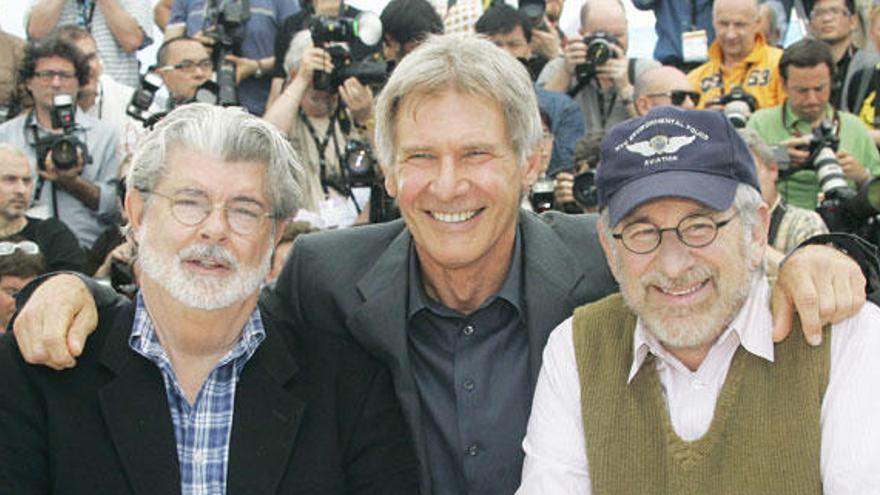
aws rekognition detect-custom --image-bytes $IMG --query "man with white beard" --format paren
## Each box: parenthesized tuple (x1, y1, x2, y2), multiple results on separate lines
(0, 103, 418, 493)
(517, 106, 880, 493)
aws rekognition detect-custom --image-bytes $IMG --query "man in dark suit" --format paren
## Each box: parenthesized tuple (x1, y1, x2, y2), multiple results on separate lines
(0, 103, 418, 494)
(9, 34, 876, 495)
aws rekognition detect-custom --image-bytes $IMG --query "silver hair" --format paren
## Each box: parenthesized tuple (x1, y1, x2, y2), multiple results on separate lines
(599, 182, 764, 249)
(283, 29, 313, 77)
(736, 128, 775, 168)
(0, 143, 32, 166)
(373, 32, 542, 173)
(128, 103, 308, 219)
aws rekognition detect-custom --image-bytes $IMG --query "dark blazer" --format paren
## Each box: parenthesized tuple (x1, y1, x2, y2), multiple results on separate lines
(264, 211, 619, 493)
(0, 297, 419, 494)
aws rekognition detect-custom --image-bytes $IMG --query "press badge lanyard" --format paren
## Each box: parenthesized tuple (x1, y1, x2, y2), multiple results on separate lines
(595, 88, 618, 130)
(716, 62, 754, 96)
(22, 112, 60, 218)
(299, 107, 342, 196)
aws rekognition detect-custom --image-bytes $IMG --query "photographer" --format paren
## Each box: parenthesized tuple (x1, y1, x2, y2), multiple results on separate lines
(26, 0, 153, 88)
(263, 29, 372, 228)
(166, 0, 300, 115)
(475, 4, 585, 176)
(380, 0, 444, 64)
(0, 38, 121, 250)
(538, 0, 658, 133)
(687, 0, 785, 111)
(155, 37, 215, 108)
(748, 37, 880, 210)
(0, 27, 27, 124)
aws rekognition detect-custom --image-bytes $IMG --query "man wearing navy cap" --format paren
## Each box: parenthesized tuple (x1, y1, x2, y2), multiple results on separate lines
(517, 106, 880, 494)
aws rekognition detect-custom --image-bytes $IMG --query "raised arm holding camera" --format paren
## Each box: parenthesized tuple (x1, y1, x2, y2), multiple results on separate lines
(0, 38, 121, 250)
(538, 0, 658, 133)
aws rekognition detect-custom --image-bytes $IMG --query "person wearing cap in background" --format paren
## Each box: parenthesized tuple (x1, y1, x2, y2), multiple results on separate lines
(517, 106, 880, 494)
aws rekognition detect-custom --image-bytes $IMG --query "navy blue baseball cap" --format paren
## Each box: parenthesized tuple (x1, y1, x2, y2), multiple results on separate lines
(596, 106, 761, 227)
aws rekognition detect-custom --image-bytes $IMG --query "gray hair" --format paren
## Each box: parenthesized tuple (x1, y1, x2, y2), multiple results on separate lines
(736, 128, 775, 168)
(128, 103, 308, 219)
(373, 32, 542, 173)
(0, 143, 32, 166)
(283, 30, 313, 77)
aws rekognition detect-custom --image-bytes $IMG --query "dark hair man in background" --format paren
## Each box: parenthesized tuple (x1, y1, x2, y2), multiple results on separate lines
(379, 0, 444, 64)
(0, 37, 122, 250)
(747, 37, 880, 210)
(476, 3, 585, 176)
(0, 237, 45, 330)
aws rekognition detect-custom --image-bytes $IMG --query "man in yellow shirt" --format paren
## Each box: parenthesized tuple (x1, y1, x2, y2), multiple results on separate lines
(688, 0, 785, 111)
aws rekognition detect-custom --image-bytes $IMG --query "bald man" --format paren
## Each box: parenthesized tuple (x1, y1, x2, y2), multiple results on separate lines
(634, 65, 700, 115)
(538, 0, 658, 133)
(687, 0, 785, 111)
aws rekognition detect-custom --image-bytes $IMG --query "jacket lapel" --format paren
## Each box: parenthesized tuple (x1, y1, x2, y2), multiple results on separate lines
(226, 320, 305, 494)
(347, 227, 427, 477)
(519, 213, 588, 386)
(98, 306, 181, 495)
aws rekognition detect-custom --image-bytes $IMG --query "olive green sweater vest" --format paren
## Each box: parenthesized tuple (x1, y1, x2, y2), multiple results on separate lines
(572, 293, 830, 494)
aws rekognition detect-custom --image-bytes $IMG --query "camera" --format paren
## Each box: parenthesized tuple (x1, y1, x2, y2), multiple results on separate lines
(126, 72, 164, 125)
(35, 94, 90, 171)
(309, 14, 387, 92)
(340, 140, 399, 223)
(529, 175, 555, 213)
(795, 120, 880, 242)
(519, 0, 547, 29)
(572, 170, 598, 210)
(204, 0, 251, 106)
(575, 32, 619, 83)
(719, 86, 757, 128)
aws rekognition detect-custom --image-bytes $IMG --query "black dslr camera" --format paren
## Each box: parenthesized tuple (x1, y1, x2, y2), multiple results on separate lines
(791, 120, 880, 242)
(35, 94, 91, 171)
(309, 15, 389, 92)
(575, 32, 619, 83)
(204, 0, 250, 106)
(718, 86, 758, 128)
(340, 140, 399, 223)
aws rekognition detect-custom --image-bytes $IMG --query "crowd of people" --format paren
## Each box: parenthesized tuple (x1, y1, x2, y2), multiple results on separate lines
(0, 0, 879, 493)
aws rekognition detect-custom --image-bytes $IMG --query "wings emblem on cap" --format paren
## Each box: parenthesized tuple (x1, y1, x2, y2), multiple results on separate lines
(624, 135, 696, 157)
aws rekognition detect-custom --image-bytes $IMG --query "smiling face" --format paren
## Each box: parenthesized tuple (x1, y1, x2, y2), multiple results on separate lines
(129, 149, 280, 310)
(600, 197, 767, 350)
(385, 89, 540, 275)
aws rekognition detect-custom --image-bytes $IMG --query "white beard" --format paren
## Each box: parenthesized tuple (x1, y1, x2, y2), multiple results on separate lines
(136, 222, 273, 311)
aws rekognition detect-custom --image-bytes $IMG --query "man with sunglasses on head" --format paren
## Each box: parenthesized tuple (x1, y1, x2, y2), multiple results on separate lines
(0, 237, 45, 331)
(0, 144, 85, 273)
(0, 37, 122, 251)
(518, 106, 880, 494)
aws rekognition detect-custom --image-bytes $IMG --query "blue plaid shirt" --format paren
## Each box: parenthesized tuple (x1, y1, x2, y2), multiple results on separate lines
(128, 293, 266, 495)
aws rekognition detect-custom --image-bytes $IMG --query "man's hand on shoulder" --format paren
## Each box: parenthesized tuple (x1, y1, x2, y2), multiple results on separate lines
(13, 274, 98, 370)
(771, 244, 867, 346)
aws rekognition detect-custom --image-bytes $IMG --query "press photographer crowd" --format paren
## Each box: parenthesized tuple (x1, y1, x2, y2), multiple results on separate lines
(0, 0, 879, 493)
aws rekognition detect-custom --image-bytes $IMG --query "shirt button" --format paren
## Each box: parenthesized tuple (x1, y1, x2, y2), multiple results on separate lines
(463, 378, 475, 392)
(193, 450, 206, 464)
(465, 444, 479, 456)
(462, 325, 475, 336)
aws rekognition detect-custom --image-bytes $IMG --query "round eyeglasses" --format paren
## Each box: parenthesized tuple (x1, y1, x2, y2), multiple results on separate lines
(141, 189, 274, 236)
(612, 211, 740, 254)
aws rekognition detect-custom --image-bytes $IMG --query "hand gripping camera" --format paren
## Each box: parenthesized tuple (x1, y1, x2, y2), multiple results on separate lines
(575, 32, 619, 83)
(309, 14, 389, 92)
(35, 94, 91, 171)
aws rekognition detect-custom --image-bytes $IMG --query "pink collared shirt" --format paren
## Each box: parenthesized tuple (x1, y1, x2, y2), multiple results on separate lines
(517, 277, 880, 494)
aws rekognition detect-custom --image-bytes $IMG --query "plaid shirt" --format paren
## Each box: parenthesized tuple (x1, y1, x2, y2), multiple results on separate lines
(129, 293, 266, 495)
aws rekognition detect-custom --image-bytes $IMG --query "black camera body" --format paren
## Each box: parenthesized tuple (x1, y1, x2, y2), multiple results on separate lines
(204, 0, 250, 107)
(35, 94, 90, 171)
(339, 140, 400, 223)
(575, 32, 619, 83)
(719, 86, 757, 128)
(310, 16, 390, 92)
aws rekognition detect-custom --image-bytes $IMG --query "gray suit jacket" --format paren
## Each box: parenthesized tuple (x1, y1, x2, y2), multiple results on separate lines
(263, 210, 618, 493)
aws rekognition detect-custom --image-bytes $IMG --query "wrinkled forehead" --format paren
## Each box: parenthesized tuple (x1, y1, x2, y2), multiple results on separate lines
(617, 196, 724, 227)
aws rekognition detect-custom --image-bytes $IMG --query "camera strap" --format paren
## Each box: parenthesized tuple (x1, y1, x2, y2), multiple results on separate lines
(767, 199, 787, 247)
(77, 0, 97, 31)
(782, 101, 840, 138)
(595, 88, 617, 130)
(300, 107, 340, 196)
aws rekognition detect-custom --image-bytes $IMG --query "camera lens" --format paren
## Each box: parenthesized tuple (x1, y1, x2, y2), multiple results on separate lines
(51, 138, 78, 170)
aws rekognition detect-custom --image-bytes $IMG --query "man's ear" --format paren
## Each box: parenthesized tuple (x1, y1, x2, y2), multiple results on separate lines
(521, 148, 543, 191)
(125, 188, 146, 239)
(384, 165, 398, 198)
